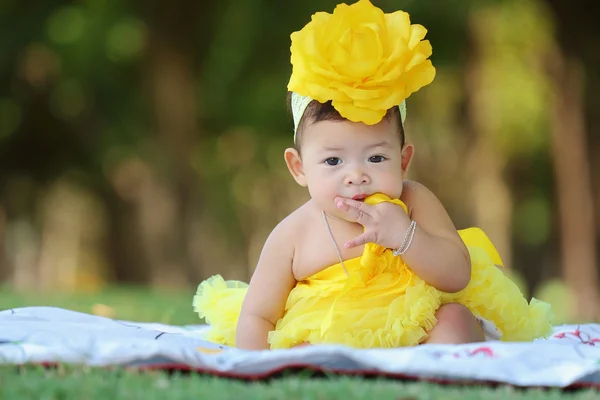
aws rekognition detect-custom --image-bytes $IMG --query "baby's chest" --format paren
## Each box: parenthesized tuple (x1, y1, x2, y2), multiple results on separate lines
(292, 230, 364, 280)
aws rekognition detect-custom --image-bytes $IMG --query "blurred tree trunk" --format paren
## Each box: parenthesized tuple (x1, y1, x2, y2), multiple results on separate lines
(547, 50, 599, 320)
(543, 0, 600, 320)
(134, 0, 206, 287)
(592, 127, 600, 253)
(103, 185, 152, 285)
(464, 9, 513, 269)
(0, 206, 7, 282)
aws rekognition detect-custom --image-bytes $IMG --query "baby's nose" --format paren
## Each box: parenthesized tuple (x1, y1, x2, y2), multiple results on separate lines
(345, 171, 370, 185)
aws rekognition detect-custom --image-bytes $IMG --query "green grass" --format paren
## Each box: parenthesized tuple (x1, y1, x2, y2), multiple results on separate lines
(1, 286, 598, 399)
(0, 366, 598, 400)
(0, 285, 199, 325)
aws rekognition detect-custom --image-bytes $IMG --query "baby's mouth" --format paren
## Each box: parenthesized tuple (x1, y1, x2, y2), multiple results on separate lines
(352, 194, 368, 202)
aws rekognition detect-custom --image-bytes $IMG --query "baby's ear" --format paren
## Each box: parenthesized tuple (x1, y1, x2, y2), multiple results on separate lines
(401, 143, 414, 176)
(284, 148, 307, 186)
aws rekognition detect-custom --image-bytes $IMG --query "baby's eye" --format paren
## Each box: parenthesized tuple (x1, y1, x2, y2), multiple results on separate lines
(324, 157, 342, 166)
(369, 155, 386, 163)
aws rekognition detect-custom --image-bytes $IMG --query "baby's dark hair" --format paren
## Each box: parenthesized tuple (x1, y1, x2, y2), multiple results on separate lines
(287, 91, 405, 151)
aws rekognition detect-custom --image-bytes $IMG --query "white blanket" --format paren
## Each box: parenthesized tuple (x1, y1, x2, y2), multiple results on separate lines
(1, 306, 599, 388)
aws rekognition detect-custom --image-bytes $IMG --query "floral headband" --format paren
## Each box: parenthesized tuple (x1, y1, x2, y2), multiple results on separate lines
(288, 0, 436, 141)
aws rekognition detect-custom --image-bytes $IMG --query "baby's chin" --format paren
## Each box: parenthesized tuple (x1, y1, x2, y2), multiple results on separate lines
(324, 209, 358, 223)
(309, 200, 351, 221)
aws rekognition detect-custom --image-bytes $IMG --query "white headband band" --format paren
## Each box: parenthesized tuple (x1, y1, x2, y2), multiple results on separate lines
(291, 92, 407, 143)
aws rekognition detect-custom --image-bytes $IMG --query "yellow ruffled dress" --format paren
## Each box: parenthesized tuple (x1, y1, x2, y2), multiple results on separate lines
(193, 194, 553, 349)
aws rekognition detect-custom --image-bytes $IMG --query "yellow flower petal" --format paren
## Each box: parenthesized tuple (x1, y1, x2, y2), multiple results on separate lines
(403, 41, 433, 74)
(354, 85, 407, 110)
(306, 81, 351, 103)
(333, 99, 386, 125)
(385, 10, 411, 42)
(332, 83, 382, 101)
(408, 24, 428, 49)
(403, 60, 436, 96)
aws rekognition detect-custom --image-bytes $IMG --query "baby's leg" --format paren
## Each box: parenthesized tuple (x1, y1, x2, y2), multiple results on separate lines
(423, 303, 484, 344)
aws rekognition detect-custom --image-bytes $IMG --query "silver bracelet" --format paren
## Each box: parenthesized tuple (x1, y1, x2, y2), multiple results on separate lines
(393, 220, 417, 256)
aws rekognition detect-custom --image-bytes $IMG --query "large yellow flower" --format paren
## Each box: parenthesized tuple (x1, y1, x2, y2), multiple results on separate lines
(288, 0, 436, 125)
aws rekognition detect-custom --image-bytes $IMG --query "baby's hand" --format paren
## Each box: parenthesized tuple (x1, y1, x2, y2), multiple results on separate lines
(334, 197, 412, 250)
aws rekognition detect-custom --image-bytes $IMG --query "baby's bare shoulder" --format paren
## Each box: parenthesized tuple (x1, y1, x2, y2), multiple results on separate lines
(401, 180, 452, 218)
(272, 200, 313, 239)
(259, 200, 315, 266)
(400, 180, 431, 207)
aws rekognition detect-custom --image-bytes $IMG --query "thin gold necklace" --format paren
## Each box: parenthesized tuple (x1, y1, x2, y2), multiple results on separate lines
(321, 210, 350, 277)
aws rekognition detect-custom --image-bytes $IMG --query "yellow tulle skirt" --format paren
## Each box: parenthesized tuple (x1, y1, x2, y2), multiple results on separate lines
(193, 197, 553, 349)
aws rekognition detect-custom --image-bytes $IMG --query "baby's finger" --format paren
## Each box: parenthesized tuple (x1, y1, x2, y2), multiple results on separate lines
(335, 197, 373, 225)
(344, 231, 374, 249)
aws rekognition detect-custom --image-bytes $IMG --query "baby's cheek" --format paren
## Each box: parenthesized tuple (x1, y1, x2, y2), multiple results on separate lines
(308, 177, 339, 204)
(381, 176, 404, 198)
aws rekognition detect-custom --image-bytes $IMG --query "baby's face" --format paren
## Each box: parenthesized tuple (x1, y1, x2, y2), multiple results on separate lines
(299, 118, 408, 219)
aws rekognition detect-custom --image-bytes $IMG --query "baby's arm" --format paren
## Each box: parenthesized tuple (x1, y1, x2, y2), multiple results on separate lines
(400, 180, 471, 293)
(236, 221, 296, 350)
